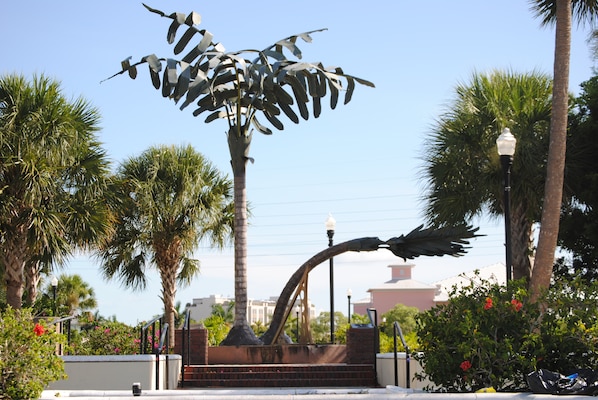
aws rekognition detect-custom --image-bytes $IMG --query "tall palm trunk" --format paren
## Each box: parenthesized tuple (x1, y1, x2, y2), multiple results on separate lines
(511, 204, 534, 281)
(3, 226, 28, 309)
(155, 240, 180, 349)
(531, 0, 571, 300)
(221, 127, 261, 345)
(23, 260, 42, 307)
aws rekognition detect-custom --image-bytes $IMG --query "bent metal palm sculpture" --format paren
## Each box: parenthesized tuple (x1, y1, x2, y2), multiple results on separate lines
(261, 224, 480, 345)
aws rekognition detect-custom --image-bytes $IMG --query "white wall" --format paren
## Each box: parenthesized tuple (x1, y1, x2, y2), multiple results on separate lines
(376, 352, 432, 389)
(47, 355, 181, 391)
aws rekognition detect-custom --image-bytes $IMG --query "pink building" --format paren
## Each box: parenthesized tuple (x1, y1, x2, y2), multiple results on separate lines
(352, 262, 505, 317)
(353, 263, 440, 316)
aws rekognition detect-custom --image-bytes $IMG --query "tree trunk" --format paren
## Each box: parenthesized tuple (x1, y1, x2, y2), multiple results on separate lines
(155, 240, 180, 349)
(531, 0, 571, 301)
(511, 203, 534, 282)
(3, 226, 28, 309)
(221, 127, 261, 345)
(23, 260, 41, 307)
(160, 266, 177, 349)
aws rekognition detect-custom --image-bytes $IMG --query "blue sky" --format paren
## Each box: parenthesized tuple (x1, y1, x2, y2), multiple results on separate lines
(2, 1, 596, 324)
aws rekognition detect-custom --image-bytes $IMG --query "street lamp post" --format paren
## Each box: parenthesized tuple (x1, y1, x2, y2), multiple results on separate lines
(347, 289, 352, 324)
(325, 213, 336, 343)
(51, 276, 58, 316)
(496, 128, 517, 282)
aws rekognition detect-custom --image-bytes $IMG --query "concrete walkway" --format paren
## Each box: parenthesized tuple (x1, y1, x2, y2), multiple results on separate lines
(40, 387, 596, 399)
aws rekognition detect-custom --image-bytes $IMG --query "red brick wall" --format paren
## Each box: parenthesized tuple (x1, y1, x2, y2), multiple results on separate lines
(173, 328, 208, 365)
(346, 326, 378, 365)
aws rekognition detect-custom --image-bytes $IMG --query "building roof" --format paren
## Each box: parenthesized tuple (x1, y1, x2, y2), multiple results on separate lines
(432, 263, 506, 302)
(367, 277, 438, 292)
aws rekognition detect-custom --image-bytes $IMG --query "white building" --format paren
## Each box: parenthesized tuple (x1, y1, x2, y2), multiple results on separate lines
(187, 294, 317, 326)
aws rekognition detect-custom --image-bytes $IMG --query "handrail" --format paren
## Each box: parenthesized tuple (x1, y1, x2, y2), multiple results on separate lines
(180, 308, 191, 387)
(366, 307, 377, 327)
(139, 314, 170, 390)
(52, 315, 78, 354)
(392, 321, 410, 388)
(140, 315, 164, 354)
(366, 308, 379, 378)
(155, 321, 170, 390)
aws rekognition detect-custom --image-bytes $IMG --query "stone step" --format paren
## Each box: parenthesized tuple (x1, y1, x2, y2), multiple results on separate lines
(181, 364, 378, 388)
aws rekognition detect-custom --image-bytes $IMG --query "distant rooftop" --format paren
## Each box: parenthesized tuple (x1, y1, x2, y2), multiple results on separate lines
(433, 263, 506, 302)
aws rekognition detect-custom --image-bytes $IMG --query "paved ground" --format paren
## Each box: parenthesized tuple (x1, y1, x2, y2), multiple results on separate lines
(40, 387, 596, 399)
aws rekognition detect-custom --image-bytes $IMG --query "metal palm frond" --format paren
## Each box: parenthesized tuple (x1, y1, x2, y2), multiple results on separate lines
(381, 224, 481, 260)
(104, 4, 374, 135)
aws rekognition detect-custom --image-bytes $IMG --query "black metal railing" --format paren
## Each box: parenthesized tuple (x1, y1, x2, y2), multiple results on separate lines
(140, 315, 170, 389)
(366, 307, 377, 328)
(392, 321, 410, 388)
(366, 308, 379, 378)
(140, 315, 165, 354)
(180, 307, 191, 387)
(52, 315, 77, 354)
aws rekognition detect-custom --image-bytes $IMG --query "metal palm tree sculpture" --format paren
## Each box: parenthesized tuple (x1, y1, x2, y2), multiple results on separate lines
(261, 224, 479, 345)
(106, 4, 375, 344)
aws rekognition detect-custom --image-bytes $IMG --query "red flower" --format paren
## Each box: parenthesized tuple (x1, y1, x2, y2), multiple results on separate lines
(511, 299, 523, 312)
(34, 323, 45, 336)
(484, 297, 493, 310)
(460, 360, 472, 372)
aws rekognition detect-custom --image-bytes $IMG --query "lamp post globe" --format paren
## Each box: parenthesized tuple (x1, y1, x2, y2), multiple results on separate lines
(496, 128, 516, 282)
(51, 276, 58, 316)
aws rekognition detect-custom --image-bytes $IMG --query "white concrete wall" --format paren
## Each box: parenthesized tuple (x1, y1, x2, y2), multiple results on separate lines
(47, 354, 181, 391)
(376, 352, 432, 389)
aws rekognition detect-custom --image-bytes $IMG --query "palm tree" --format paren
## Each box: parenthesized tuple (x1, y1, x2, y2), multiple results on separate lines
(106, 4, 374, 344)
(50, 274, 97, 316)
(97, 144, 234, 348)
(528, 0, 598, 298)
(0, 74, 111, 309)
(419, 70, 553, 282)
(211, 302, 234, 326)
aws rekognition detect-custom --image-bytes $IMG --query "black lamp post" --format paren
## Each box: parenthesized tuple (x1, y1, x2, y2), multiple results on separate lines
(51, 276, 58, 316)
(325, 213, 336, 343)
(496, 128, 517, 282)
(347, 289, 352, 324)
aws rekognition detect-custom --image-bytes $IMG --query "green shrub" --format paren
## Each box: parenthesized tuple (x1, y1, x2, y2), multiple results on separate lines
(415, 274, 598, 392)
(534, 277, 598, 373)
(0, 308, 66, 400)
(69, 320, 152, 355)
(202, 315, 230, 346)
(415, 276, 540, 392)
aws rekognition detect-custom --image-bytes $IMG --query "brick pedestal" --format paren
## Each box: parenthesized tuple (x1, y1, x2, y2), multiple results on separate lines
(173, 328, 208, 365)
(346, 326, 378, 365)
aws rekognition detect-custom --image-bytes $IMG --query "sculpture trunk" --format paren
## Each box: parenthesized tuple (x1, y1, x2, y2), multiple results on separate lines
(220, 127, 261, 345)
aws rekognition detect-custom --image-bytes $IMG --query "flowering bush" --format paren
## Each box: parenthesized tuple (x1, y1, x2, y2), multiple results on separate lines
(415, 274, 598, 392)
(0, 307, 66, 400)
(415, 277, 541, 392)
(69, 320, 142, 355)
